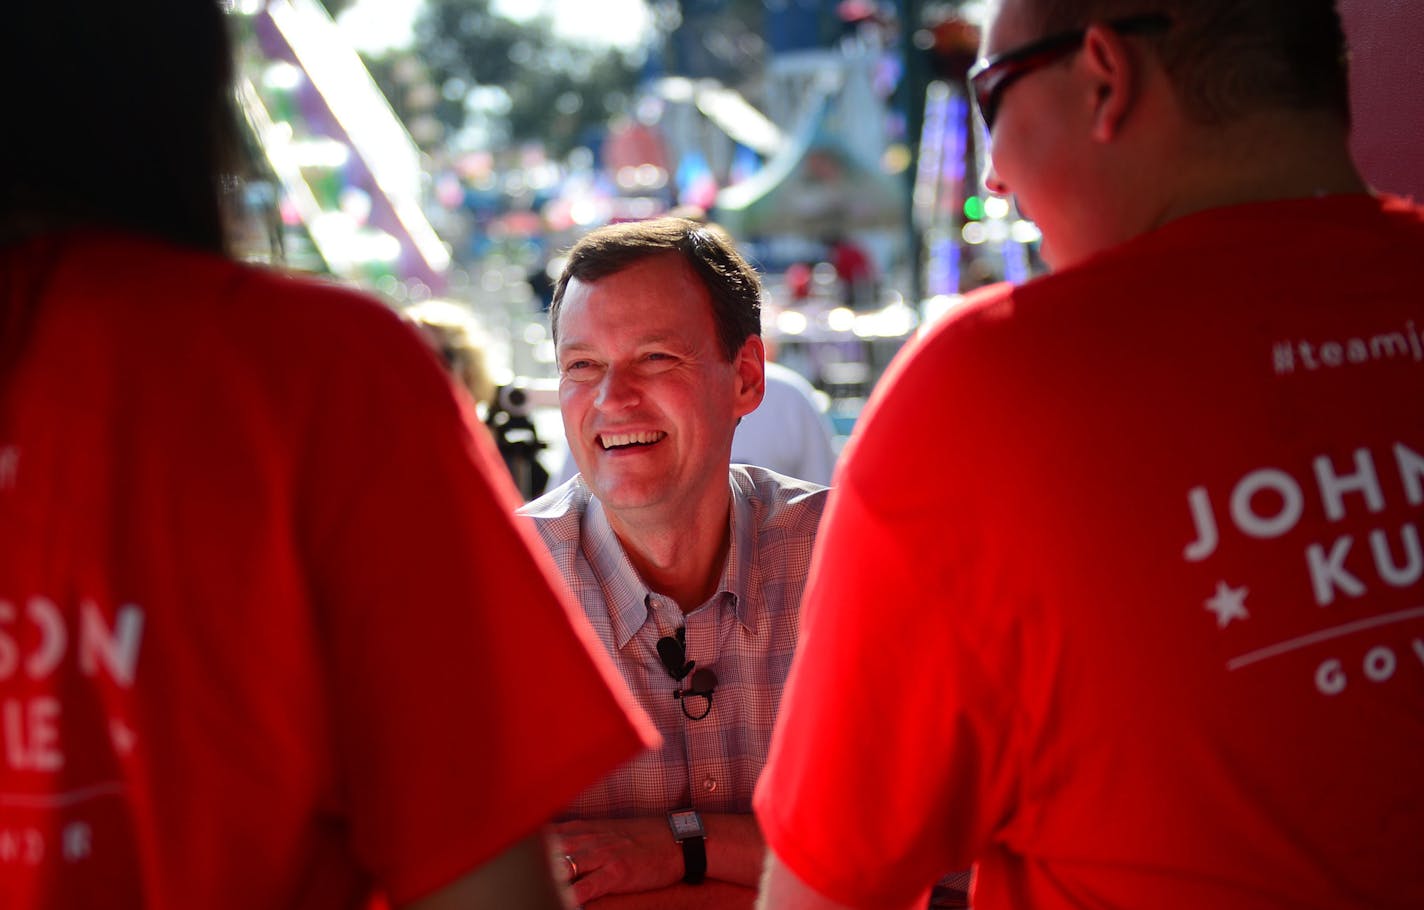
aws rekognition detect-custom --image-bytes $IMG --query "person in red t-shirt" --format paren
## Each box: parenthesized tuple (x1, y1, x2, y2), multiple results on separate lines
(756, 1, 1424, 908)
(0, 3, 654, 908)
(824, 235, 876, 310)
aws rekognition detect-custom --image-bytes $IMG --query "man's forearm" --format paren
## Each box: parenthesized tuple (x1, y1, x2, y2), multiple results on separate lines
(549, 811, 767, 903)
(402, 832, 565, 909)
(702, 813, 766, 887)
(588, 880, 755, 909)
(758, 849, 927, 910)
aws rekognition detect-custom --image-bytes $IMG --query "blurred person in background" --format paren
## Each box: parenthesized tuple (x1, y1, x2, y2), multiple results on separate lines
(520, 218, 827, 908)
(757, 0, 1424, 908)
(823, 233, 877, 310)
(403, 299, 500, 416)
(405, 299, 554, 501)
(0, 2, 653, 907)
(729, 357, 837, 488)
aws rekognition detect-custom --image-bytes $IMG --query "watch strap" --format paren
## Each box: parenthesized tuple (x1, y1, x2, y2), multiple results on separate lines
(679, 833, 707, 884)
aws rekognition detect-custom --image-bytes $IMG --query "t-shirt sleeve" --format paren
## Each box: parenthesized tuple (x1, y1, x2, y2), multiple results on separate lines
(293, 294, 655, 904)
(753, 321, 1020, 909)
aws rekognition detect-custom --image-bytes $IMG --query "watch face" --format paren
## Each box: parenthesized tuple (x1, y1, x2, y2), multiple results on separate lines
(668, 810, 705, 839)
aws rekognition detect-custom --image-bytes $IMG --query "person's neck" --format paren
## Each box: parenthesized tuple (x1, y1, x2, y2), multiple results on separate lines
(1150, 108, 1369, 229)
(605, 489, 733, 614)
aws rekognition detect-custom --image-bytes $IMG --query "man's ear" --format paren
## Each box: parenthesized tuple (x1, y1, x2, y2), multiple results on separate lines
(732, 334, 766, 419)
(1080, 23, 1140, 143)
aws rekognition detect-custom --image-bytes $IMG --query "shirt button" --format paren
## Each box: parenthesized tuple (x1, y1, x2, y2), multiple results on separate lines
(702, 776, 718, 793)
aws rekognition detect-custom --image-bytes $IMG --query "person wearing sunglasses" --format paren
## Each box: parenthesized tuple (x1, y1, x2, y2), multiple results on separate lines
(520, 217, 828, 908)
(757, 1, 1423, 909)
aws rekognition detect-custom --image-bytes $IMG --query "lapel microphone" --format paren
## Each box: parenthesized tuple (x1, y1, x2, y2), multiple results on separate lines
(657, 627, 695, 682)
(656, 627, 718, 719)
(685, 667, 718, 697)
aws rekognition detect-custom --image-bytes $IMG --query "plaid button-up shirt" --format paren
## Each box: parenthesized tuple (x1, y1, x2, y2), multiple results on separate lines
(520, 465, 827, 818)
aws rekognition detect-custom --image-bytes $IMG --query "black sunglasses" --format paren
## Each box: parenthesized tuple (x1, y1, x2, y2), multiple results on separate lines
(656, 627, 719, 721)
(967, 13, 1172, 130)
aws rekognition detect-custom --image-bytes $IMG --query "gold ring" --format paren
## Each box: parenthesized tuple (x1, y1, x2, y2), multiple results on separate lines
(564, 853, 579, 881)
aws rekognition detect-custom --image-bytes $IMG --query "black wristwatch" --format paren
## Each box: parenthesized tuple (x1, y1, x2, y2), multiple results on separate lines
(667, 809, 707, 885)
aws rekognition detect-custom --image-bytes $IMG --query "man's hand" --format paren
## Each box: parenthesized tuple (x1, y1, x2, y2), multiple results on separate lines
(551, 814, 767, 905)
(550, 816, 683, 905)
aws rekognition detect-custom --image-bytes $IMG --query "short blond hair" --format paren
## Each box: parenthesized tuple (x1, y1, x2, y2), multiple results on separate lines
(402, 300, 498, 407)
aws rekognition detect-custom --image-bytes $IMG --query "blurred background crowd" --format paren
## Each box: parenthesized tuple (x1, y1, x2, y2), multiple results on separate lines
(219, 0, 1420, 496)
(221, 0, 1028, 492)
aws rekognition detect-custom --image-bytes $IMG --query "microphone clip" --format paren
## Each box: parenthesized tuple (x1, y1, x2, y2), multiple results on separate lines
(656, 627, 718, 720)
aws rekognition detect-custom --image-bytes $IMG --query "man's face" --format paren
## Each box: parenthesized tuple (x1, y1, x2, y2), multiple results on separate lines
(979, 0, 1101, 269)
(556, 253, 763, 518)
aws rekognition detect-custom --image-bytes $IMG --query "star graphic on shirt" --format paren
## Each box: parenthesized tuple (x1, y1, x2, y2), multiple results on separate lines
(1204, 581, 1250, 629)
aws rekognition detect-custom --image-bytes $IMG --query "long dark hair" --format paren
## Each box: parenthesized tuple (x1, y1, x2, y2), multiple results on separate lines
(0, 0, 244, 254)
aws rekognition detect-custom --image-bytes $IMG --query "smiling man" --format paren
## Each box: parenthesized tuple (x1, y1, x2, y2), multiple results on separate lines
(755, 1, 1424, 909)
(519, 218, 828, 908)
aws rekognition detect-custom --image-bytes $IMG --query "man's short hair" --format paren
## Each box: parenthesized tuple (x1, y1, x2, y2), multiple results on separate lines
(550, 217, 762, 363)
(1023, 0, 1350, 125)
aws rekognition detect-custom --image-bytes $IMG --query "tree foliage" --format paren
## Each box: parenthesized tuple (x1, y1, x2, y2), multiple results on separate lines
(659, 0, 767, 86)
(406, 0, 645, 157)
(315, 0, 354, 18)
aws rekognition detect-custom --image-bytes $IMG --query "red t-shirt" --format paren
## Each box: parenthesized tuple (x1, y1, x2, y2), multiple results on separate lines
(0, 232, 654, 908)
(756, 195, 1424, 909)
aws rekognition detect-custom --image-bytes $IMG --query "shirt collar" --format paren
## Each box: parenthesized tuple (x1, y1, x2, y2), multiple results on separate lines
(723, 471, 755, 632)
(580, 473, 758, 650)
